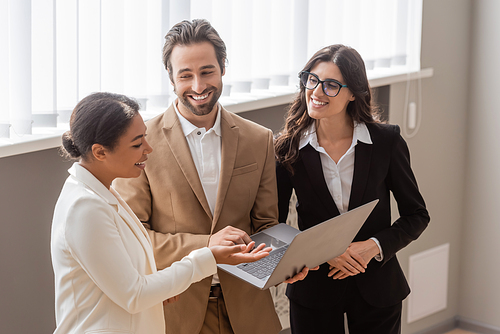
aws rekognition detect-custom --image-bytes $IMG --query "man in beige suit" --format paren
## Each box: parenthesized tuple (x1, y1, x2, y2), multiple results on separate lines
(114, 19, 308, 334)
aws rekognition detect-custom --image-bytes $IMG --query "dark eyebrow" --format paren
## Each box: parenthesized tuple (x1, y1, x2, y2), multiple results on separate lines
(131, 134, 144, 142)
(177, 64, 216, 75)
(177, 68, 192, 75)
(322, 77, 343, 84)
(200, 65, 216, 71)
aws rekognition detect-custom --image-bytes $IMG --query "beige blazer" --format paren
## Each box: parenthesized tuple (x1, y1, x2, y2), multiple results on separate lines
(51, 163, 217, 334)
(114, 105, 282, 334)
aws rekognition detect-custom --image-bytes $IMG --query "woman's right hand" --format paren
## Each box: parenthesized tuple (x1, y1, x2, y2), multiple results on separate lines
(210, 241, 272, 265)
(327, 249, 366, 279)
(327, 240, 379, 279)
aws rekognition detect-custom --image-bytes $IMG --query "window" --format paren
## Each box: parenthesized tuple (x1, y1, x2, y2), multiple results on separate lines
(0, 0, 423, 139)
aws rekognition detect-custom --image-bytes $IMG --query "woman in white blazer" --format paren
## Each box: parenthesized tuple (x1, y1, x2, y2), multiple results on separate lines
(51, 92, 270, 334)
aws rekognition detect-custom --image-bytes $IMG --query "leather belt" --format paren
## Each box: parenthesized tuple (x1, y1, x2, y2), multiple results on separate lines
(209, 284, 223, 299)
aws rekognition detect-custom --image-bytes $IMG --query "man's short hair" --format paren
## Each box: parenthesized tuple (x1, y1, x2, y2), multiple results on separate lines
(163, 19, 227, 81)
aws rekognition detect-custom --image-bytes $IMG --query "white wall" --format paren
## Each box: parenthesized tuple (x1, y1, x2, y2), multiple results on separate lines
(0, 148, 71, 334)
(390, 1, 471, 332)
(460, 0, 500, 328)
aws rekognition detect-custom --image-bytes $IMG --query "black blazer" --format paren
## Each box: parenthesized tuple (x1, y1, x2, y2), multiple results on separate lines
(277, 123, 430, 309)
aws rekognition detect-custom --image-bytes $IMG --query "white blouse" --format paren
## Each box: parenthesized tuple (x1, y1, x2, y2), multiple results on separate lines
(299, 123, 383, 260)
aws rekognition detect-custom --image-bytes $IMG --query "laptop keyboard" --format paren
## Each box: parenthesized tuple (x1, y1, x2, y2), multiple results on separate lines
(237, 245, 289, 280)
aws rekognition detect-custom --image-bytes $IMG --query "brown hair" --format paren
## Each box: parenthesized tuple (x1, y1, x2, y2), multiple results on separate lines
(274, 44, 381, 173)
(162, 19, 226, 82)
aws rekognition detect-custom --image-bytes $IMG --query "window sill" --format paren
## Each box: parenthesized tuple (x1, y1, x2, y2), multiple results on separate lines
(0, 67, 433, 159)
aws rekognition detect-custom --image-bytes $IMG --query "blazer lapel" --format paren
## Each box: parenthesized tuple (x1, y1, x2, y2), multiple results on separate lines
(162, 106, 213, 220)
(301, 144, 340, 218)
(112, 190, 158, 273)
(211, 108, 238, 232)
(348, 141, 373, 210)
(70, 163, 157, 273)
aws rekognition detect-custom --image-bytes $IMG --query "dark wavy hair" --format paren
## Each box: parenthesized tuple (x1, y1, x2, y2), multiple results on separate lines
(61, 92, 140, 161)
(274, 44, 381, 173)
(162, 19, 226, 82)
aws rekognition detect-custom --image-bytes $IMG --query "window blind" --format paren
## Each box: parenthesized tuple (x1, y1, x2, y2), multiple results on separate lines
(0, 0, 423, 138)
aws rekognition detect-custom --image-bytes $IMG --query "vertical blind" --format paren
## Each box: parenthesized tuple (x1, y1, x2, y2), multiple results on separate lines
(0, 0, 423, 138)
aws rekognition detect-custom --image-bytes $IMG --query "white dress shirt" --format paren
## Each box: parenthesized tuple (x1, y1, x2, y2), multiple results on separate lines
(174, 101, 223, 283)
(299, 122, 383, 260)
(174, 101, 221, 215)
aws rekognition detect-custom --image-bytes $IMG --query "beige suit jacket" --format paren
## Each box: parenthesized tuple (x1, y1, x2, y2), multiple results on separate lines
(114, 105, 282, 334)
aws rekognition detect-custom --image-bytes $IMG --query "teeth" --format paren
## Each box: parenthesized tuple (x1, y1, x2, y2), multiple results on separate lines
(135, 162, 144, 166)
(312, 98, 327, 106)
(192, 94, 209, 100)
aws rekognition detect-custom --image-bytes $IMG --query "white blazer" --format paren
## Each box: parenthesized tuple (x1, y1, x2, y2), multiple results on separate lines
(51, 163, 217, 334)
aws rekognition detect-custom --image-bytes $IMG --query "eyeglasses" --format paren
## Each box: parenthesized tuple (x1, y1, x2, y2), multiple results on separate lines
(299, 71, 348, 97)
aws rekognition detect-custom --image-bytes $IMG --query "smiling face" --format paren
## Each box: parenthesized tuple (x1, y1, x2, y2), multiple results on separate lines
(100, 114, 153, 182)
(169, 41, 224, 122)
(305, 61, 355, 122)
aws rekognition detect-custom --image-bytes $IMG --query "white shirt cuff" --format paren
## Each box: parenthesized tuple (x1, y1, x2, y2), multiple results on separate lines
(370, 237, 384, 261)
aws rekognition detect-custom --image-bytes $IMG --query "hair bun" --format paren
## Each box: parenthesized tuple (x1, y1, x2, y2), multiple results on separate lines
(61, 131, 81, 159)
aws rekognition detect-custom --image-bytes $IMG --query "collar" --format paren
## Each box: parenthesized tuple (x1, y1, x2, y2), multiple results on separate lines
(68, 162, 119, 207)
(173, 99, 222, 137)
(299, 121, 372, 151)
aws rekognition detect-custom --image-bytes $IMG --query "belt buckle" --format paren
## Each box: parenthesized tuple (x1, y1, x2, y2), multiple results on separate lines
(209, 284, 222, 299)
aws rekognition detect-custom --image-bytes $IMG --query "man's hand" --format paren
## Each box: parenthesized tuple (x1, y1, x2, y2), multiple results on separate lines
(327, 239, 380, 279)
(163, 295, 180, 305)
(208, 226, 252, 247)
(283, 265, 320, 284)
(210, 241, 272, 265)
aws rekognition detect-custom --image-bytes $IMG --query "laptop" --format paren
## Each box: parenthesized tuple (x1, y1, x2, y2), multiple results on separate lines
(217, 199, 378, 290)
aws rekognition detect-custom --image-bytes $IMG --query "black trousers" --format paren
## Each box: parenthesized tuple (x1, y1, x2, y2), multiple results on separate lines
(289, 279, 402, 334)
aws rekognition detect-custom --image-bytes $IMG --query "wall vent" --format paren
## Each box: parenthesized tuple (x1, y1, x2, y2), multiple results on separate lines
(407, 243, 450, 323)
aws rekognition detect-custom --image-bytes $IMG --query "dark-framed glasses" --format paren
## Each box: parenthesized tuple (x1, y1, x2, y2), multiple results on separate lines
(299, 71, 348, 97)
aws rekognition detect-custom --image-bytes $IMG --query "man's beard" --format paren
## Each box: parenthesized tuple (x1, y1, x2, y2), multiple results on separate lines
(176, 84, 222, 117)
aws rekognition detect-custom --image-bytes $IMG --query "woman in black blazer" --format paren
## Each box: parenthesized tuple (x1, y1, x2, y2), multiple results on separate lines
(275, 45, 430, 334)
